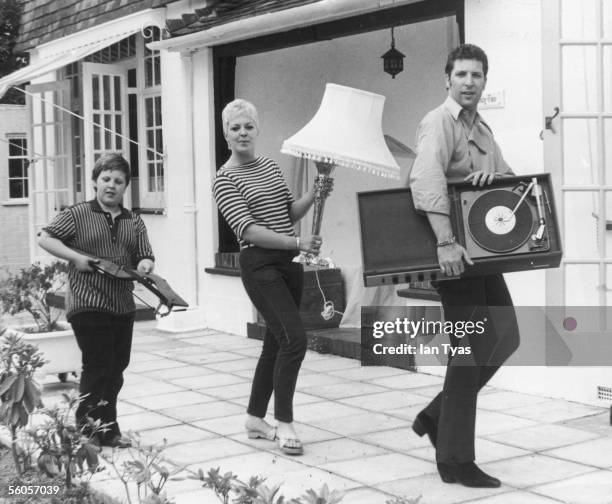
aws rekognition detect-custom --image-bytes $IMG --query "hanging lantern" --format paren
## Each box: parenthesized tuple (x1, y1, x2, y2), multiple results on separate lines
(381, 27, 405, 79)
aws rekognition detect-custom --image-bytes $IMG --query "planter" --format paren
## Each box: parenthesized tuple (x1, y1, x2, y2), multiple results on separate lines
(10, 322, 80, 380)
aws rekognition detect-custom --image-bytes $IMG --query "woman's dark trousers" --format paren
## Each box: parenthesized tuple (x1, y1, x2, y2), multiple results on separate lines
(71, 311, 134, 442)
(240, 247, 307, 423)
(418, 274, 520, 463)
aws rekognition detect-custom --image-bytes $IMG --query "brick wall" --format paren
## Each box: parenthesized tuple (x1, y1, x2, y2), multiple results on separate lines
(0, 105, 30, 273)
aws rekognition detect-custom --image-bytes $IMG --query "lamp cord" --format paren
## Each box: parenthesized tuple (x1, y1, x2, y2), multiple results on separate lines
(313, 268, 344, 321)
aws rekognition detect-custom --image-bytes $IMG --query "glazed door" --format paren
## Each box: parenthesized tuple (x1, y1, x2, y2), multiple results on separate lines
(26, 80, 73, 262)
(81, 62, 130, 206)
(542, 0, 612, 306)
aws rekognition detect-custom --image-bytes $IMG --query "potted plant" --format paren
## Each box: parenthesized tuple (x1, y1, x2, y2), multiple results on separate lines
(0, 261, 80, 381)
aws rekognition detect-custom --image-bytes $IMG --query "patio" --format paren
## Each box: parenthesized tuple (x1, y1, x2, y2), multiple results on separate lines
(16, 320, 612, 503)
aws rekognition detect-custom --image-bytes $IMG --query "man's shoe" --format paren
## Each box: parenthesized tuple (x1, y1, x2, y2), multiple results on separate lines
(412, 412, 437, 448)
(102, 434, 132, 449)
(437, 462, 501, 488)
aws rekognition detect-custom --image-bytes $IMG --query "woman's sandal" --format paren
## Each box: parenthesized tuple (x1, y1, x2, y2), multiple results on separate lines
(277, 437, 303, 456)
(246, 426, 277, 441)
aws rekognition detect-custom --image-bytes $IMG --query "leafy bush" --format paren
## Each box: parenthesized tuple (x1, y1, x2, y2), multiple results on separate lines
(0, 329, 45, 474)
(25, 391, 107, 488)
(196, 467, 345, 504)
(0, 261, 68, 333)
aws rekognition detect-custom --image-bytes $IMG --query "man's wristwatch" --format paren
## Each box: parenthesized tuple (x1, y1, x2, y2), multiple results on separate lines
(436, 236, 456, 247)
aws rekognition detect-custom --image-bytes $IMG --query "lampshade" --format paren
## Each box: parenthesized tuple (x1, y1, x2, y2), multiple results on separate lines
(281, 83, 400, 179)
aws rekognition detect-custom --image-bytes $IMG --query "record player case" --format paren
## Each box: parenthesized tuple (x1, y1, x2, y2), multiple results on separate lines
(358, 173, 562, 287)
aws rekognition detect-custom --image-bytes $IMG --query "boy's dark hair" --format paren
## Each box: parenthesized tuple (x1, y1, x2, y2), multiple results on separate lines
(91, 153, 131, 185)
(445, 43, 488, 77)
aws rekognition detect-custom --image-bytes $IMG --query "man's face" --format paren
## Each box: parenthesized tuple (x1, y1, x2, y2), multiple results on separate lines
(446, 59, 486, 112)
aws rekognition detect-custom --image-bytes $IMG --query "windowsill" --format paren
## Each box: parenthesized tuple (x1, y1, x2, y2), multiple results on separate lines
(204, 267, 241, 277)
(132, 207, 166, 215)
(2, 199, 28, 206)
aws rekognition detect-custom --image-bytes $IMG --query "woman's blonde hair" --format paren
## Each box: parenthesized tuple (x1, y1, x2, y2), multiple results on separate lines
(221, 98, 259, 135)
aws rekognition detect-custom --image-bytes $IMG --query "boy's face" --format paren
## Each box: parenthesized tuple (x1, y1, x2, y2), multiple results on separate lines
(94, 169, 128, 208)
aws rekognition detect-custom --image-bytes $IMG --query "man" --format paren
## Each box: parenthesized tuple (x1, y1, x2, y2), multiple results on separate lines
(38, 153, 154, 448)
(409, 44, 520, 487)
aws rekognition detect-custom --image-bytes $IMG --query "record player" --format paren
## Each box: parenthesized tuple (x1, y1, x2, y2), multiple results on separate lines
(358, 173, 562, 287)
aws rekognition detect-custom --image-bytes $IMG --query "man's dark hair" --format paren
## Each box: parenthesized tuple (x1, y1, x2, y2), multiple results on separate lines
(92, 153, 131, 185)
(445, 43, 488, 77)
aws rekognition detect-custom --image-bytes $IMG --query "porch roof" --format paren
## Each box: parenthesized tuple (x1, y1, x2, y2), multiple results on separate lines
(15, 0, 180, 52)
(164, 0, 324, 37)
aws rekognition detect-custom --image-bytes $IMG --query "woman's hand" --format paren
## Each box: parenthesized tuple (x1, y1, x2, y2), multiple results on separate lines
(299, 234, 323, 254)
(137, 258, 155, 274)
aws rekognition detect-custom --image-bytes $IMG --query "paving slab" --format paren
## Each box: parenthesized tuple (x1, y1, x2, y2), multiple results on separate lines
(17, 323, 610, 504)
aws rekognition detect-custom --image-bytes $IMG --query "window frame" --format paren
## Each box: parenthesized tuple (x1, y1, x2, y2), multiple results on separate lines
(6, 134, 29, 203)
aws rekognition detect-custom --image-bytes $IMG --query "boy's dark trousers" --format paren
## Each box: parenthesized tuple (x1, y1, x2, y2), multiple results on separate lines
(71, 311, 134, 442)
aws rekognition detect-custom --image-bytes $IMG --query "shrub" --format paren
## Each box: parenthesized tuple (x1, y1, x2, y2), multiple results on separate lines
(0, 261, 68, 333)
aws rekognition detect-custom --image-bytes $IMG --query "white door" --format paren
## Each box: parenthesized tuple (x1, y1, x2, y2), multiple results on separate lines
(81, 62, 130, 206)
(542, 0, 612, 307)
(26, 81, 73, 263)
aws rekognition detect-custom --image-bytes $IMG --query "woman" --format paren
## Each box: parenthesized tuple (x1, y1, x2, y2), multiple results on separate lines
(213, 99, 322, 456)
(38, 153, 155, 448)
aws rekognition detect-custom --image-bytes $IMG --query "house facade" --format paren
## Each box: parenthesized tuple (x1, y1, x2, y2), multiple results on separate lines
(2, 0, 609, 405)
(0, 105, 29, 274)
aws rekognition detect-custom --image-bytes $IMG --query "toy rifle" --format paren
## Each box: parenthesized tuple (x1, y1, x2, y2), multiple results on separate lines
(69, 247, 188, 317)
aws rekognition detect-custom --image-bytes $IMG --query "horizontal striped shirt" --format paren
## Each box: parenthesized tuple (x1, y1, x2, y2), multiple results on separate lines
(213, 156, 295, 247)
(42, 199, 154, 320)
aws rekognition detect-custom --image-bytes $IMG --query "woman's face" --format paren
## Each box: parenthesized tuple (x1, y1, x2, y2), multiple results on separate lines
(225, 114, 259, 157)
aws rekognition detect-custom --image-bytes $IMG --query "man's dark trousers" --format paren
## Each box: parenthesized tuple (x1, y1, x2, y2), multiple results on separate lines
(419, 274, 520, 463)
(71, 311, 134, 442)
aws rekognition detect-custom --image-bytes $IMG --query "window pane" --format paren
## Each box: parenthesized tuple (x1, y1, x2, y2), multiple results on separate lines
(104, 114, 112, 149)
(92, 75, 100, 110)
(604, 0, 612, 37)
(147, 131, 154, 159)
(154, 96, 162, 126)
(115, 114, 122, 150)
(103, 75, 111, 110)
(605, 119, 612, 185)
(562, 118, 599, 185)
(562, 45, 597, 112)
(145, 97, 153, 127)
(562, 0, 598, 38)
(145, 59, 152, 88)
(564, 191, 600, 258)
(154, 57, 161, 86)
(566, 264, 599, 305)
(8, 139, 23, 156)
(127, 68, 137, 88)
(155, 129, 163, 155)
(604, 45, 612, 112)
(8, 159, 22, 178)
(114, 76, 121, 111)
(9, 179, 25, 199)
(93, 113, 101, 150)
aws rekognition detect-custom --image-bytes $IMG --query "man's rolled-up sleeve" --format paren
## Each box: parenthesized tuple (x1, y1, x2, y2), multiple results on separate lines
(409, 113, 454, 216)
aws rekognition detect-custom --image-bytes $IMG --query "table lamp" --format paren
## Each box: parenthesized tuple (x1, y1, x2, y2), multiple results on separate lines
(281, 83, 400, 266)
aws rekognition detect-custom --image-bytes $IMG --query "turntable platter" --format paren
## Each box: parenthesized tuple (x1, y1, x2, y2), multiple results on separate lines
(467, 189, 533, 253)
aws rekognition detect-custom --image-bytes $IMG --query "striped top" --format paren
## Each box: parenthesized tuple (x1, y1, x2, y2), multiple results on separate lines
(213, 156, 295, 247)
(43, 199, 154, 320)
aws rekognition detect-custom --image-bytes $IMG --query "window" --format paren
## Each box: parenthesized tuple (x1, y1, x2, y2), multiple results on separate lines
(139, 26, 164, 209)
(7, 137, 29, 199)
